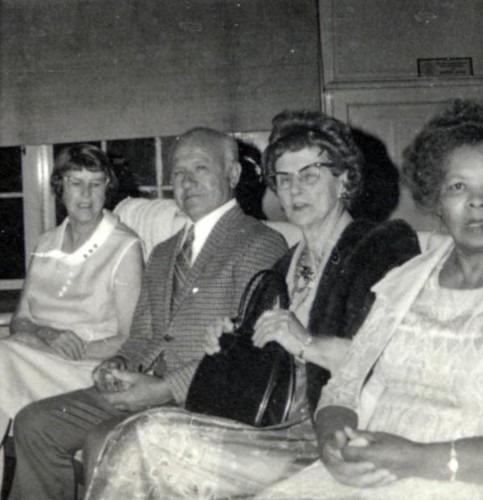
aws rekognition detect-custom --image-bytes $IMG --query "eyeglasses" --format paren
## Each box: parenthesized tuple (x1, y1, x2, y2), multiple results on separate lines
(63, 176, 108, 194)
(270, 162, 334, 190)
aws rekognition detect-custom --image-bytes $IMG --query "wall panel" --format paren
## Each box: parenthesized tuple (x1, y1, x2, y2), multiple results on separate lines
(326, 86, 483, 231)
(0, 0, 321, 146)
(320, 0, 483, 85)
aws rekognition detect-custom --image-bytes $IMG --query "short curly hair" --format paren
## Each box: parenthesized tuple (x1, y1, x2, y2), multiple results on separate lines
(262, 110, 363, 208)
(402, 99, 483, 214)
(51, 144, 118, 204)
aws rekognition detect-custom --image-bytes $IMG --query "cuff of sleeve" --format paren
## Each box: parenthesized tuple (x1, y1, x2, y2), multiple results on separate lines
(116, 350, 137, 370)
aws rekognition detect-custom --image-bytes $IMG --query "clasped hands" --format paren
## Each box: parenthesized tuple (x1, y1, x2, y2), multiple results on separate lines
(204, 309, 309, 356)
(92, 357, 171, 412)
(322, 426, 421, 488)
(12, 326, 86, 360)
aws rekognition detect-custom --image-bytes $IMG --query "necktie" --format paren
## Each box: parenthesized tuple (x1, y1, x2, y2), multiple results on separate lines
(172, 225, 195, 307)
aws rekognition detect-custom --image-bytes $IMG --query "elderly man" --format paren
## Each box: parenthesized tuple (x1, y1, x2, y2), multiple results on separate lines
(11, 127, 287, 500)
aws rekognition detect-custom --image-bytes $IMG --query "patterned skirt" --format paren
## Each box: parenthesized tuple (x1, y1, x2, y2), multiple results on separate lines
(85, 407, 318, 499)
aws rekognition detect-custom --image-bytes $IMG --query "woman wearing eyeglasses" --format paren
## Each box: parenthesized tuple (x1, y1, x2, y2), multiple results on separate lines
(254, 100, 483, 500)
(84, 111, 419, 500)
(0, 144, 143, 444)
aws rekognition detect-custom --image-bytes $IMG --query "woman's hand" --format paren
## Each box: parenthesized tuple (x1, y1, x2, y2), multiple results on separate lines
(252, 309, 309, 356)
(204, 317, 234, 355)
(10, 320, 85, 360)
(36, 326, 85, 360)
(341, 427, 421, 480)
(321, 428, 397, 488)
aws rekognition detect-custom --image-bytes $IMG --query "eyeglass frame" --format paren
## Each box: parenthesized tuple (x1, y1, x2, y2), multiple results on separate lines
(62, 175, 109, 194)
(268, 161, 336, 191)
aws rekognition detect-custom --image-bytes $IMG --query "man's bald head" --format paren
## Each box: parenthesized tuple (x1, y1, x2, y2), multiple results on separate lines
(170, 127, 241, 221)
(173, 128, 239, 169)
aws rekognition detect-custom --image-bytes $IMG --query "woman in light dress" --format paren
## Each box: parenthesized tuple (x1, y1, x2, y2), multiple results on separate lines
(0, 144, 143, 447)
(84, 111, 419, 499)
(257, 100, 483, 500)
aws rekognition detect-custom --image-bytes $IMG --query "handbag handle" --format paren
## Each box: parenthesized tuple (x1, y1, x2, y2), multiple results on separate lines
(231, 269, 289, 336)
(186, 268, 295, 427)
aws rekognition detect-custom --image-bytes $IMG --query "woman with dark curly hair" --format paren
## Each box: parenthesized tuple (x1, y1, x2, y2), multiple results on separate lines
(255, 100, 483, 499)
(0, 144, 143, 448)
(84, 111, 419, 500)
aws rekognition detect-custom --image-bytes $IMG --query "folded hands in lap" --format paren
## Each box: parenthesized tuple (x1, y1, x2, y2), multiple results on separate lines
(93, 356, 129, 392)
(342, 427, 422, 480)
(12, 327, 85, 360)
(99, 371, 170, 412)
(322, 427, 397, 488)
(93, 357, 173, 411)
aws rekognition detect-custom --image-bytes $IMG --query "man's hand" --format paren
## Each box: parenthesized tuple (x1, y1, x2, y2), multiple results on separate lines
(321, 428, 396, 488)
(99, 371, 173, 412)
(92, 356, 128, 392)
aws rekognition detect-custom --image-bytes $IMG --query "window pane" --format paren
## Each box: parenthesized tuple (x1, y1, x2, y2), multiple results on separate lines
(161, 136, 178, 185)
(106, 138, 158, 204)
(53, 141, 102, 158)
(0, 290, 21, 314)
(0, 198, 25, 279)
(0, 147, 22, 193)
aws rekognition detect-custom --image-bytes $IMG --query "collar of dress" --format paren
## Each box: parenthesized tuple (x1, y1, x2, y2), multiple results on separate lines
(39, 210, 117, 265)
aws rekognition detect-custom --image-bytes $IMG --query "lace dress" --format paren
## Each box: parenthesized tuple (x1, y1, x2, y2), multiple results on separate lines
(257, 266, 483, 499)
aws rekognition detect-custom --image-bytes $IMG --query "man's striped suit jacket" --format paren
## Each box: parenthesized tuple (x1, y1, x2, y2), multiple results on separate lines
(119, 204, 288, 403)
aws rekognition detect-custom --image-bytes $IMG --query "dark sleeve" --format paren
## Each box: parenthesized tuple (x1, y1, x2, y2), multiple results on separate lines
(343, 219, 421, 339)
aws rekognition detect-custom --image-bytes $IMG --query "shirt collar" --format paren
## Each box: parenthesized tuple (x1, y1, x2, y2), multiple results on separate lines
(187, 198, 237, 263)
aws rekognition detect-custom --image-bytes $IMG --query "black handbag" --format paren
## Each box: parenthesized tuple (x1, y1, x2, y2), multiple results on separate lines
(186, 269, 295, 427)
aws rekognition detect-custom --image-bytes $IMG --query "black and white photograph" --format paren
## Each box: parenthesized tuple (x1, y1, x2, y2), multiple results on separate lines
(0, 1, 483, 499)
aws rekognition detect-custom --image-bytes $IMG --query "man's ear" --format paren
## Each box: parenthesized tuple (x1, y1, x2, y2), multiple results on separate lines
(228, 161, 242, 189)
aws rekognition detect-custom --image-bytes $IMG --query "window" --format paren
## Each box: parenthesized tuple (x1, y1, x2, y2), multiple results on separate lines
(106, 138, 160, 203)
(0, 147, 25, 312)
